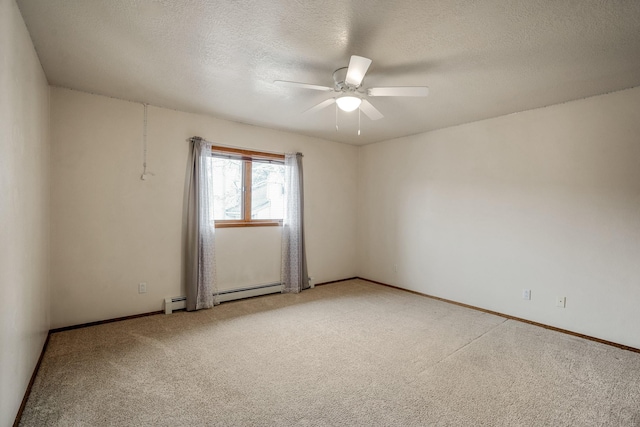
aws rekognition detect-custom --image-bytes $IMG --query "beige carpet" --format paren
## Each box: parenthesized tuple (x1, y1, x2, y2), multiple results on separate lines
(20, 279, 640, 426)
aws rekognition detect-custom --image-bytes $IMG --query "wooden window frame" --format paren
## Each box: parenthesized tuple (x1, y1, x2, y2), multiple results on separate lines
(211, 145, 285, 228)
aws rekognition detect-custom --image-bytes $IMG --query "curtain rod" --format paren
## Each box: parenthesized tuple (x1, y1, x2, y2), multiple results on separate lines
(187, 136, 302, 157)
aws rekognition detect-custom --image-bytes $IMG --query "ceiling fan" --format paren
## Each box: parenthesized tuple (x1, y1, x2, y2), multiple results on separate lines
(274, 55, 429, 124)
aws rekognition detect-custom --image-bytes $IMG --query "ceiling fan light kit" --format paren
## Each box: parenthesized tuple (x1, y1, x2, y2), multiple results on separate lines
(336, 96, 361, 112)
(275, 55, 429, 132)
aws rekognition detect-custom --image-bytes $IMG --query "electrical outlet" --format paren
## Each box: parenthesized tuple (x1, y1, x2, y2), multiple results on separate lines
(522, 289, 531, 300)
(556, 296, 566, 308)
(138, 282, 147, 294)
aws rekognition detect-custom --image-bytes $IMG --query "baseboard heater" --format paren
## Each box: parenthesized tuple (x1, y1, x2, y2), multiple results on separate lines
(164, 282, 283, 314)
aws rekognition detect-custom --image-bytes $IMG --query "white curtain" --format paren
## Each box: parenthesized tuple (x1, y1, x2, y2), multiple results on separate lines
(281, 152, 309, 293)
(185, 137, 217, 310)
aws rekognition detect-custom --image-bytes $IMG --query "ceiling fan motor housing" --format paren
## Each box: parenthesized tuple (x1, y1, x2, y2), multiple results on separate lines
(333, 67, 359, 92)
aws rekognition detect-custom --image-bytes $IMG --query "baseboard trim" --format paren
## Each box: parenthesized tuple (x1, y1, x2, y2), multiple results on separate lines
(315, 277, 358, 286)
(13, 332, 51, 427)
(49, 310, 164, 334)
(357, 277, 640, 354)
(49, 279, 358, 332)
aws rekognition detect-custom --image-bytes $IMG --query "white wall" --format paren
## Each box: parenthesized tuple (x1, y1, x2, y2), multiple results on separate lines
(50, 88, 358, 329)
(358, 87, 640, 349)
(0, 0, 50, 424)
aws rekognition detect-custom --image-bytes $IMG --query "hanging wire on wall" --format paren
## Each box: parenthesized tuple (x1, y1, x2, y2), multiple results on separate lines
(140, 103, 154, 180)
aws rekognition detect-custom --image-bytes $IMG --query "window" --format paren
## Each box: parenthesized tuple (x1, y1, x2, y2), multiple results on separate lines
(209, 146, 285, 227)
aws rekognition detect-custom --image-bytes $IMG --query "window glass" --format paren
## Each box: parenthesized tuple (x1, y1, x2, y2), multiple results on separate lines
(251, 162, 285, 220)
(211, 157, 243, 220)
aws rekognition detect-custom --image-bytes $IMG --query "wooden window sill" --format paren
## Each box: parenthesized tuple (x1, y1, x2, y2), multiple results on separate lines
(215, 221, 282, 228)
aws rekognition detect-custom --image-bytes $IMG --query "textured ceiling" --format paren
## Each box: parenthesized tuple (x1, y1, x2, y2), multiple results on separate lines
(16, 0, 640, 145)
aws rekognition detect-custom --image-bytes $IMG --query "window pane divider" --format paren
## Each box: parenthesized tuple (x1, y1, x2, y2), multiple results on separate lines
(243, 161, 252, 222)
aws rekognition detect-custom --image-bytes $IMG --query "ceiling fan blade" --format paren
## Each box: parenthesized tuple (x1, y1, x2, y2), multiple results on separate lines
(303, 98, 336, 114)
(274, 80, 333, 92)
(359, 100, 384, 121)
(367, 86, 430, 97)
(345, 55, 372, 87)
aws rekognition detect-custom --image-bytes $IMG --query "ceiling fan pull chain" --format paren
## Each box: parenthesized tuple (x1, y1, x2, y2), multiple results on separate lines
(335, 102, 339, 131)
(358, 108, 361, 136)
